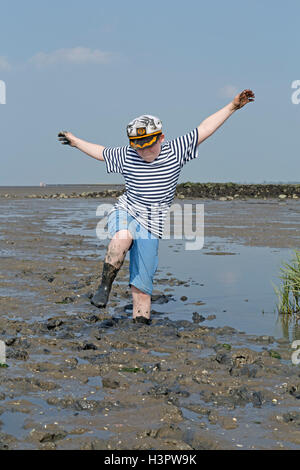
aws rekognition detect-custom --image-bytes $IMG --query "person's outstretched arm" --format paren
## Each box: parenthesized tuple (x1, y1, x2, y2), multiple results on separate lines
(197, 89, 255, 146)
(58, 131, 105, 161)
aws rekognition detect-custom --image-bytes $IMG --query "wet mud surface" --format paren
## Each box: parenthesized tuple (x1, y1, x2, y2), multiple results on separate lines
(0, 194, 300, 450)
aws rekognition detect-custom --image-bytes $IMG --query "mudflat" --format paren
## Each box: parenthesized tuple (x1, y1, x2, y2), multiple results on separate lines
(0, 192, 299, 450)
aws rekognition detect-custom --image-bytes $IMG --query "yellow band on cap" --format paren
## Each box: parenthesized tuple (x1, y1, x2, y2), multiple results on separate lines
(130, 135, 160, 149)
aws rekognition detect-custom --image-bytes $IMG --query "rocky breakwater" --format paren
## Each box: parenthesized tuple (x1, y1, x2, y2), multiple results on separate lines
(175, 183, 300, 200)
(26, 189, 124, 200)
(1, 184, 300, 200)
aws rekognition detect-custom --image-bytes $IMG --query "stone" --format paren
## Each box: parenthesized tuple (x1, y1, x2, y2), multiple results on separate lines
(102, 378, 121, 389)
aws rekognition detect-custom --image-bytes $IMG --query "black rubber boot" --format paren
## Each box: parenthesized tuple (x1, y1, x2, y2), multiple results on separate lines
(132, 316, 151, 325)
(91, 263, 119, 308)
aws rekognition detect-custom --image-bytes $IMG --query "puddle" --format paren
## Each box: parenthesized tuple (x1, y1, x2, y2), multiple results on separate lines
(150, 351, 170, 357)
(156, 238, 296, 340)
(0, 411, 28, 439)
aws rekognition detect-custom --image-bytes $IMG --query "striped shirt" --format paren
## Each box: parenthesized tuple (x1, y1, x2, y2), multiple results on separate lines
(103, 128, 199, 238)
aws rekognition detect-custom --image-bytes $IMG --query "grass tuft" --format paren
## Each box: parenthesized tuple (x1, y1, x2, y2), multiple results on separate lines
(274, 250, 300, 314)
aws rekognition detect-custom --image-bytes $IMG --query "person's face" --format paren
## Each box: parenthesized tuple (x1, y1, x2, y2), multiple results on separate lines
(135, 134, 165, 161)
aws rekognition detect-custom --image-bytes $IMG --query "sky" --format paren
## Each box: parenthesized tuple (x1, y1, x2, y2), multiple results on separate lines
(0, 0, 299, 185)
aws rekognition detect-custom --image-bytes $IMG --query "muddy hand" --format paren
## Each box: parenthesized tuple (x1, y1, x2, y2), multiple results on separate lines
(58, 131, 76, 147)
(232, 89, 255, 110)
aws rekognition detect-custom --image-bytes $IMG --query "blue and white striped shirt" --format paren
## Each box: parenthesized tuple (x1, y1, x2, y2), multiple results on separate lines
(103, 128, 199, 238)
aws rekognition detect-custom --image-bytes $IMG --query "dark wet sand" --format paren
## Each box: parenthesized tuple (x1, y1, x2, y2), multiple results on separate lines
(0, 194, 299, 450)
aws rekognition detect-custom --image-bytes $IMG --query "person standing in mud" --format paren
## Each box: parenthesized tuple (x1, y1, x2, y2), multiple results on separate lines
(58, 89, 254, 324)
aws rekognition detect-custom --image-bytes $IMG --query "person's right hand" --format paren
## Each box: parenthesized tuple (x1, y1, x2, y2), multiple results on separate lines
(58, 131, 77, 147)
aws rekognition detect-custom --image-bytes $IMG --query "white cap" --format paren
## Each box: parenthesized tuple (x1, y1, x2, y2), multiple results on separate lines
(127, 115, 162, 138)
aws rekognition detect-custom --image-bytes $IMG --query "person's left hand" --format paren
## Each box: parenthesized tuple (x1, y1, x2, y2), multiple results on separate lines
(232, 89, 255, 110)
(58, 131, 77, 147)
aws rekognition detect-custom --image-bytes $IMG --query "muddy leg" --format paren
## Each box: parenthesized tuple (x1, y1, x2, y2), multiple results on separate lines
(105, 230, 133, 269)
(131, 285, 151, 323)
(91, 230, 133, 308)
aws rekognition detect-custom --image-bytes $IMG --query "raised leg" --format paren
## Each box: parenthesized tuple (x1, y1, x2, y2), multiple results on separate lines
(91, 230, 133, 308)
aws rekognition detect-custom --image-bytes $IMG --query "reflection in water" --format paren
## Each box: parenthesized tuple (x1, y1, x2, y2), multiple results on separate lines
(277, 313, 300, 341)
(158, 237, 298, 340)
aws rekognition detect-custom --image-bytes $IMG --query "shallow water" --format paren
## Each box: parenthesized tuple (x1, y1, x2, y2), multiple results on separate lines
(158, 238, 296, 340)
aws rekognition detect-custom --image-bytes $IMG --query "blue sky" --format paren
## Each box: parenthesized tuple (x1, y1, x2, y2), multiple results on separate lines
(0, 0, 299, 185)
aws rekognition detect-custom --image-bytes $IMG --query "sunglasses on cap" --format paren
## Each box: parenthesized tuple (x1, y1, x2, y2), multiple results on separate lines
(129, 131, 162, 149)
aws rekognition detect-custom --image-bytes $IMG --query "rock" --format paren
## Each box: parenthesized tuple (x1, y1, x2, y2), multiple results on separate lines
(64, 357, 78, 367)
(230, 364, 259, 378)
(102, 378, 121, 389)
(155, 424, 185, 441)
(0, 432, 16, 450)
(220, 416, 238, 430)
(146, 385, 189, 399)
(151, 294, 173, 304)
(206, 314, 216, 321)
(252, 391, 265, 407)
(231, 348, 261, 367)
(5, 338, 16, 346)
(75, 399, 102, 412)
(215, 352, 233, 366)
(192, 312, 206, 323)
(29, 427, 67, 443)
(42, 274, 55, 283)
(226, 387, 265, 408)
(55, 296, 75, 305)
(91, 439, 108, 450)
(288, 383, 300, 399)
(78, 342, 98, 351)
(39, 431, 67, 443)
(39, 442, 57, 450)
(98, 318, 118, 329)
(190, 433, 222, 450)
(147, 385, 171, 397)
(87, 315, 101, 323)
(46, 319, 64, 330)
(282, 412, 300, 425)
(6, 349, 29, 361)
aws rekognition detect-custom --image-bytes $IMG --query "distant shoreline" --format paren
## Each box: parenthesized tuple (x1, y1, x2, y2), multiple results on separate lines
(0, 182, 299, 200)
